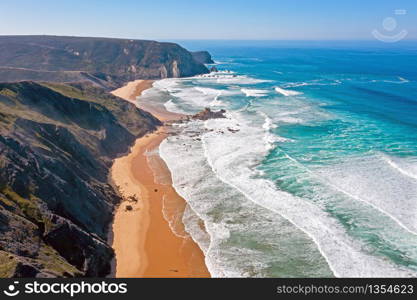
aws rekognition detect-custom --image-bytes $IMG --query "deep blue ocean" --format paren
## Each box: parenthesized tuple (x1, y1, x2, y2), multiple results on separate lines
(140, 41, 417, 277)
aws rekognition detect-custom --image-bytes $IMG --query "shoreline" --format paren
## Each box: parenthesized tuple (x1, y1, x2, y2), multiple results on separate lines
(110, 80, 210, 277)
(111, 79, 183, 121)
(111, 79, 154, 104)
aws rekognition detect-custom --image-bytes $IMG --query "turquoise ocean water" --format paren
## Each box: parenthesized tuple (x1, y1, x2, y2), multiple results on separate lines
(139, 41, 417, 277)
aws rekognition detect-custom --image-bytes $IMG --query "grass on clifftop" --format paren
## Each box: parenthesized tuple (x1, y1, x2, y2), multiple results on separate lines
(0, 251, 18, 277)
(0, 186, 82, 277)
(40, 82, 119, 107)
(0, 186, 52, 233)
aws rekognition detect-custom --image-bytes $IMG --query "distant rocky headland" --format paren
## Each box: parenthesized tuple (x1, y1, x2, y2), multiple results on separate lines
(0, 36, 212, 277)
(191, 51, 215, 64)
(0, 36, 210, 90)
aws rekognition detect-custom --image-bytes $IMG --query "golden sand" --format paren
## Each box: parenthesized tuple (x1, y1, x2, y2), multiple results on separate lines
(111, 80, 209, 277)
(111, 79, 154, 103)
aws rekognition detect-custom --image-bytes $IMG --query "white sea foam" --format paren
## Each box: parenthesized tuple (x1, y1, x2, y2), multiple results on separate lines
(144, 148, 171, 185)
(316, 155, 417, 235)
(380, 154, 417, 181)
(161, 194, 189, 239)
(160, 110, 417, 277)
(210, 97, 223, 107)
(241, 88, 269, 97)
(194, 87, 222, 96)
(152, 78, 251, 112)
(254, 100, 315, 125)
(275, 87, 302, 96)
(278, 116, 303, 124)
(260, 113, 277, 131)
(259, 112, 285, 150)
(163, 99, 185, 114)
(398, 76, 410, 83)
(370, 76, 410, 84)
(283, 79, 341, 88)
(211, 61, 227, 65)
(139, 87, 152, 97)
(154, 72, 417, 278)
(196, 73, 270, 85)
(182, 204, 211, 254)
(159, 120, 334, 277)
(155, 84, 225, 111)
(153, 78, 181, 92)
(198, 113, 416, 277)
(211, 70, 236, 74)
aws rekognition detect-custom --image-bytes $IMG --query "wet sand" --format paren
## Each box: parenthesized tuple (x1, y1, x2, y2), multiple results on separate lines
(111, 80, 209, 277)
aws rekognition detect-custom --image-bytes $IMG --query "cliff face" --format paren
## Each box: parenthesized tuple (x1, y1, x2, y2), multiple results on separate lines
(191, 51, 215, 64)
(0, 36, 210, 89)
(0, 81, 161, 277)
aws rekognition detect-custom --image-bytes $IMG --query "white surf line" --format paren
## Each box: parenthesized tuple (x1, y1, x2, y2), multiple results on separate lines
(281, 151, 417, 237)
(380, 154, 417, 181)
(159, 137, 222, 278)
(161, 194, 190, 239)
(241, 88, 269, 97)
(275, 87, 302, 96)
(161, 117, 417, 277)
(201, 132, 417, 276)
(199, 127, 340, 278)
(210, 91, 223, 106)
(162, 125, 234, 273)
(160, 102, 415, 277)
(197, 110, 415, 276)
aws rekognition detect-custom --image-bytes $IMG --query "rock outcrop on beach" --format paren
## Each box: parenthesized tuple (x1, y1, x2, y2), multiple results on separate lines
(0, 81, 161, 277)
(191, 108, 226, 120)
(191, 51, 215, 64)
(0, 36, 210, 89)
(210, 66, 219, 72)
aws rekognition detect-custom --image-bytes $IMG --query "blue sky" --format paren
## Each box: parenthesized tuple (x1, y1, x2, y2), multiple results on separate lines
(0, 0, 416, 40)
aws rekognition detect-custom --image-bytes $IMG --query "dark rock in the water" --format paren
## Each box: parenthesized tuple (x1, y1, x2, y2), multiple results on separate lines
(191, 51, 215, 64)
(0, 36, 210, 89)
(227, 127, 240, 133)
(0, 81, 161, 277)
(190, 108, 226, 121)
(210, 66, 218, 72)
(167, 108, 227, 126)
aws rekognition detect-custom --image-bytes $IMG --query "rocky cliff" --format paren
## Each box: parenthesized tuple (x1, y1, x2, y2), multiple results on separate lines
(191, 51, 215, 64)
(0, 81, 161, 277)
(0, 36, 210, 89)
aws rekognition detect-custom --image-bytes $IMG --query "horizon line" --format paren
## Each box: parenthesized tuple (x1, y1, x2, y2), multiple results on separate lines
(1, 34, 417, 43)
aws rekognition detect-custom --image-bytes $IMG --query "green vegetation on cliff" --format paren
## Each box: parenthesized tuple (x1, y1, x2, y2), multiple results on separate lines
(0, 81, 161, 277)
(0, 36, 209, 89)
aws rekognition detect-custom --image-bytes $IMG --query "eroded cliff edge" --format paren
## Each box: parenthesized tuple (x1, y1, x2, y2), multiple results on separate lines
(0, 82, 162, 277)
(0, 36, 209, 89)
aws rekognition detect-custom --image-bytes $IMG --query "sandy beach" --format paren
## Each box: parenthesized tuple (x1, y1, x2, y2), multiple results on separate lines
(111, 79, 183, 121)
(111, 80, 209, 277)
(111, 79, 154, 103)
